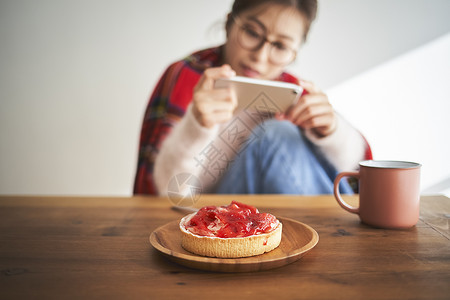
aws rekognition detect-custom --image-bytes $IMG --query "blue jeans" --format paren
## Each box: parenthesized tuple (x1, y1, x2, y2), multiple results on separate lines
(215, 120, 353, 194)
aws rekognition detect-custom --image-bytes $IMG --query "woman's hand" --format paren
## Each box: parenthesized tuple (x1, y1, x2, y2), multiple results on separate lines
(192, 65, 237, 128)
(282, 80, 337, 137)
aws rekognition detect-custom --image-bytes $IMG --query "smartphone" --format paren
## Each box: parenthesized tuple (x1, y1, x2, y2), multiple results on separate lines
(214, 76, 303, 114)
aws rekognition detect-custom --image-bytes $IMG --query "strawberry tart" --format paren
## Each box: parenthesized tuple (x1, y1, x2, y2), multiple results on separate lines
(180, 201, 282, 258)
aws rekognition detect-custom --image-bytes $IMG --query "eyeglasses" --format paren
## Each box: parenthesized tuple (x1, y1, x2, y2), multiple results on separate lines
(233, 16, 297, 65)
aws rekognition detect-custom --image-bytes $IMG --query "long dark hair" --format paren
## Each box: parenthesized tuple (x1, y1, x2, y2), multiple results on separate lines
(226, 0, 318, 41)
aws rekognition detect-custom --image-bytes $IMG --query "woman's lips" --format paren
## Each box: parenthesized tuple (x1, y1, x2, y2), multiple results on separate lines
(240, 64, 261, 78)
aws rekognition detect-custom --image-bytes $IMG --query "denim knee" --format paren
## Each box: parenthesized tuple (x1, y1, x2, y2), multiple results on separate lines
(252, 120, 301, 144)
(250, 120, 312, 155)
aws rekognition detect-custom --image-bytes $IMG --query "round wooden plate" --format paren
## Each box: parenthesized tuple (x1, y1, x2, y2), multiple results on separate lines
(149, 217, 319, 272)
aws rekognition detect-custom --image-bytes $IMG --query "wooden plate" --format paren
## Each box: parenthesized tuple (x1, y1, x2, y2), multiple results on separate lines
(149, 217, 319, 272)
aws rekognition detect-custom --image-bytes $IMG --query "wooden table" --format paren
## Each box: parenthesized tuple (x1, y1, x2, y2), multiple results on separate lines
(0, 195, 449, 299)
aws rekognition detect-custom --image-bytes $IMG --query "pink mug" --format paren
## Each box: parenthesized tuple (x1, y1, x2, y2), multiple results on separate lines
(334, 160, 421, 229)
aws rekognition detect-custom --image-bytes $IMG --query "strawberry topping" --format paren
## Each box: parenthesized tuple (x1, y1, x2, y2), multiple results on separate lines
(184, 201, 278, 238)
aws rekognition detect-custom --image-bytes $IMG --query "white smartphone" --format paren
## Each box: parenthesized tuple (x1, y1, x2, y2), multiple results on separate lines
(214, 76, 303, 114)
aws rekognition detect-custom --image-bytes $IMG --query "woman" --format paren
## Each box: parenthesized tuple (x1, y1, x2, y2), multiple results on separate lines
(134, 0, 372, 195)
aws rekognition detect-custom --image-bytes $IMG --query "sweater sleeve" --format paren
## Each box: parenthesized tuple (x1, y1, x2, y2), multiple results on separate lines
(303, 114, 369, 172)
(154, 104, 219, 195)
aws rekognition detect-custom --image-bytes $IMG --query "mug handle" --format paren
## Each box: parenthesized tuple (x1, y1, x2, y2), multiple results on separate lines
(333, 172, 360, 214)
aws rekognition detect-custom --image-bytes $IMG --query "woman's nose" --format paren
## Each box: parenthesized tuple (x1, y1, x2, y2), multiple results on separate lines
(249, 42, 271, 63)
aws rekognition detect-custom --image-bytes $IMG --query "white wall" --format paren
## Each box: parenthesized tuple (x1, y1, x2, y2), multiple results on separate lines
(0, 0, 449, 196)
(0, 0, 233, 195)
(295, 0, 450, 88)
(327, 33, 450, 195)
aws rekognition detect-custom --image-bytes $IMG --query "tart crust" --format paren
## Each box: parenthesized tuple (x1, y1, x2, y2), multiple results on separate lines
(180, 213, 283, 258)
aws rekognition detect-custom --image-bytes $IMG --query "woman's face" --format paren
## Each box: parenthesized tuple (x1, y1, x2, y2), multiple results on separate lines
(224, 4, 305, 80)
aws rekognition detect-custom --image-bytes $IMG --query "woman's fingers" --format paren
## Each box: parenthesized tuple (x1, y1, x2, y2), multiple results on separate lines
(285, 80, 337, 137)
(299, 79, 321, 94)
(195, 65, 235, 91)
(195, 89, 237, 114)
(192, 65, 237, 128)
